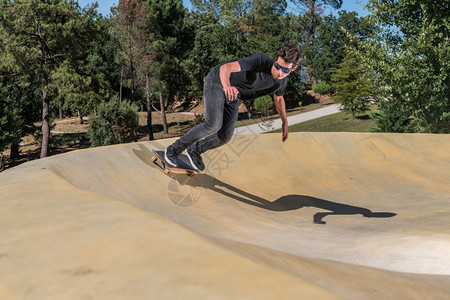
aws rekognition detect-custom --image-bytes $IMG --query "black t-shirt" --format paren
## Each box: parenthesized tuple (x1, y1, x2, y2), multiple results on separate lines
(211, 53, 288, 100)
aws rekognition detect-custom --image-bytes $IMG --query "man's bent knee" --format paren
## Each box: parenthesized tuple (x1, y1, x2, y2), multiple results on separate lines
(204, 120, 222, 135)
(218, 132, 234, 145)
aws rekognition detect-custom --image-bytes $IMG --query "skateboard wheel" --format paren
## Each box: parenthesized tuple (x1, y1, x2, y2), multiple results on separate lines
(151, 156, 157, 163)
(187, 171, 194, 177)
(164, 169, 171, 175)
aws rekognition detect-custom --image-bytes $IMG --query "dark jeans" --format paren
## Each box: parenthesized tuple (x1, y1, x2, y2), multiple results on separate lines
(171, 72, 240, 155)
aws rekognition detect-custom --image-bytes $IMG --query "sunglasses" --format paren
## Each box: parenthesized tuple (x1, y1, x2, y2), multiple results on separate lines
(274, 61, 298, 74)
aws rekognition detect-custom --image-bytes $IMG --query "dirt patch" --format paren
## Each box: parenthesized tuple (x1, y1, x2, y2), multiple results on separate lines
(305, 90, 333, 104)
(190, 102, 248, 115)
(53, 118, 89, 133)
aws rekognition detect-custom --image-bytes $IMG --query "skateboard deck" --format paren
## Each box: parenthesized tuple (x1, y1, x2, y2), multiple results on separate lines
(151, 150, 198, 177)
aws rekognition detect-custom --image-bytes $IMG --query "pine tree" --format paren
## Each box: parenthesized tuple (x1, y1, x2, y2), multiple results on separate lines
(146, 0, 188, 134)
(0, 86, 22, 154)
(292, 0, 343, 83)
(372, 99, 415, 133)
(0, 0, 94, 157)
(331, 51, 374, 118)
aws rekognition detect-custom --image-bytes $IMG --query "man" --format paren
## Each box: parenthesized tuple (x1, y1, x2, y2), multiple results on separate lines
(165, 42, 301, 172)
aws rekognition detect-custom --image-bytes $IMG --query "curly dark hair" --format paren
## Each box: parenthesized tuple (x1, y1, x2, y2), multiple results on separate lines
(277, 43, 301, 65)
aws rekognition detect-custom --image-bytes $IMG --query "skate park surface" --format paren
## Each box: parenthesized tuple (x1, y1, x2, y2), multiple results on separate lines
(1, 132, 450, 299)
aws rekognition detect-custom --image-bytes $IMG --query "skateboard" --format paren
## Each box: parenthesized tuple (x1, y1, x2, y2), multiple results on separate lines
(151, 150, 199, 177)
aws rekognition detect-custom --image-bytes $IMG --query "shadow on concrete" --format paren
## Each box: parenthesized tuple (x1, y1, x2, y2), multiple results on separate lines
(180, 174, 396, 225)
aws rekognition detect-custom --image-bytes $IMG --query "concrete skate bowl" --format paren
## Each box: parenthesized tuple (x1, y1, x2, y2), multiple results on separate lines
(1, 132, 450, 299)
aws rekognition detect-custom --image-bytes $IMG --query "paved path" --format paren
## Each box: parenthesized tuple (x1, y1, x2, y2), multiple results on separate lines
(234, 103, 341, 135)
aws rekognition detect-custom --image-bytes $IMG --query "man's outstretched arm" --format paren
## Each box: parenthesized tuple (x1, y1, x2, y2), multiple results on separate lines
(274, 94, 288, 142)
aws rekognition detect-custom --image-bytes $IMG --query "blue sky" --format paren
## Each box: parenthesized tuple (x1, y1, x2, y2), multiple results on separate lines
(78, 0, 369, 18)
(323, 0, 368, 17)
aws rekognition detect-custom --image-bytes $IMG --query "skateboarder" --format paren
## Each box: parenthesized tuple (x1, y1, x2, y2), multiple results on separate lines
(165, 43, 301, 172)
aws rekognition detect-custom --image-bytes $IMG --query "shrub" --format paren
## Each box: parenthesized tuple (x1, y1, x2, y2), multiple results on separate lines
(88, 99, 139, 146)
(313, 82, 331, 101)
(254, 95, 274, 116)
(372, 99, 415, 133)
(304, 80, 313, 90)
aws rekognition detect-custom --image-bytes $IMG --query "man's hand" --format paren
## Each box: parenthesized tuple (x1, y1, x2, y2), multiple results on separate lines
(220, 61, 241, 101)
(223, 85, 239, 101)
(282, 122, 289, 142)
(274, 94, 288, 142)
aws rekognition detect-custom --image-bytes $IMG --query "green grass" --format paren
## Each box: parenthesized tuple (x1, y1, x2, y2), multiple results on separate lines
(273, 107, 378, 133)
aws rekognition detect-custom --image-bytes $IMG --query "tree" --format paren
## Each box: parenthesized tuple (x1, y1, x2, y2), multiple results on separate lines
(0, 84, 22, 154)
(110, 0, 149, 104)
(0, 35, 41, 158)
(314, 11, 375, 83)
(146, 0, 188, 134)
(331, 51, 374, 118)
(48, 7, 113, 125)
(242, 0, 286, 56)
(50, 58, 107, 125)
(0, 0, 95, 157)
(183, 10, 221, 92)
(88, 97, 139, 146)
(363, 0, 450, 133)
(290, 0, 342, 82)
(110, 0, 156, 140)
(185, 0, 253, 94)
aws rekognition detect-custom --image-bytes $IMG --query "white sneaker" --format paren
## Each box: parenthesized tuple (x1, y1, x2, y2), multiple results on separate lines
(164, 146, 178, 167)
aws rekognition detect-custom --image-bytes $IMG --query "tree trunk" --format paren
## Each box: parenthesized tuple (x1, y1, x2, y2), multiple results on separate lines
(308, 1, 317, 44)
(307, 0, 317, 83)
(41, 79, 50, 158)
(159, 91, 168, 134)
(130, 60, 135, 103)
(146, 74, 154, 140)
(119, 65, 123, 102)
(36, 15, 49, 158)
(127, 23, 135, 103)
(59, 101, 63, 119)
(10, 142, 20, 159)
(78, 109, 84, 124)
